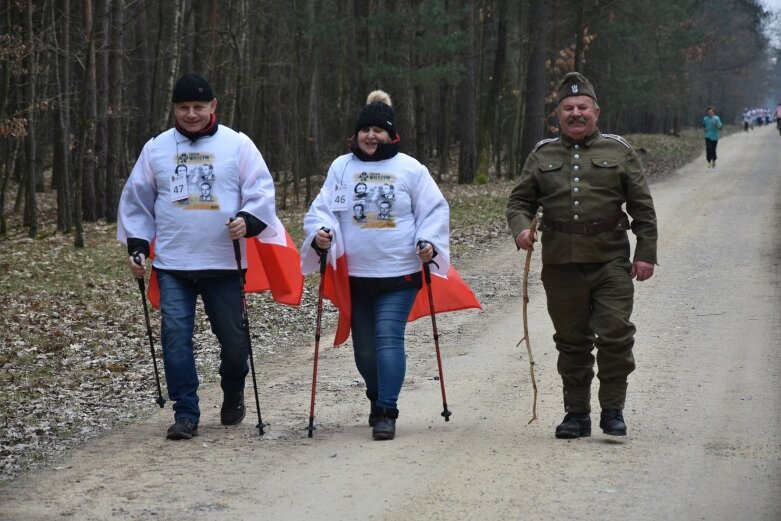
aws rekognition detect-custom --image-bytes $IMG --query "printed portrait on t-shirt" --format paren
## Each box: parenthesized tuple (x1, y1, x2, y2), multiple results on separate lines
(353, 203, 367, 223)
(354, 182, 368, 199)
(350, 171, 397, 228)
(172, 151, 220, 210)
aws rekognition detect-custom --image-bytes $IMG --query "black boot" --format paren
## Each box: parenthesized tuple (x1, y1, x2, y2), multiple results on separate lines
(371, 408, 399, 440)
(555, 412, 591, 439)
(366, 391, 379, 427)
(220, 392, 246, 426)
(600, 409, 627, 436)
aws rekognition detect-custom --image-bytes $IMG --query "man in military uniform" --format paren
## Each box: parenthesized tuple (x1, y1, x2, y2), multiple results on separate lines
(506, 72, 657, 439)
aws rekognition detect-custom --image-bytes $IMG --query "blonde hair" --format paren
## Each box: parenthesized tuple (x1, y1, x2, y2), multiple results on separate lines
(366, 90, 392, 107)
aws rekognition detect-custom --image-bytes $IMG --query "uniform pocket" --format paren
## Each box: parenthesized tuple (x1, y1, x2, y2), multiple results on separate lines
(592, 158, 619, 168)
(538, 161, 564, 173)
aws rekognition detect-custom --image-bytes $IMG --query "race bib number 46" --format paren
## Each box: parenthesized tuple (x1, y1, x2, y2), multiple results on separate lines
(330, 184, 348, 211)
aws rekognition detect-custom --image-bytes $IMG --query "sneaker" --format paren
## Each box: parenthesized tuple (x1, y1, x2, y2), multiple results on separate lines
(371, 408, 399, 440)
(555, 412, 591, 439)
(221, 392, 246, 426)
(600, 409, 627, 436)
(166, 418, 198, 440)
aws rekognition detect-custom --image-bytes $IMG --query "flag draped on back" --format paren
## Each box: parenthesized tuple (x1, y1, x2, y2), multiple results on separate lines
(408, 266, 481, 322)
(303, 228, 481, 346)
(147, 219, 304, 308)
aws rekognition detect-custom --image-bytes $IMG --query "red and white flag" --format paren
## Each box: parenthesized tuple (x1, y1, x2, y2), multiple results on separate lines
(147, 217, 304, 308)
(302, 225, 481, 346)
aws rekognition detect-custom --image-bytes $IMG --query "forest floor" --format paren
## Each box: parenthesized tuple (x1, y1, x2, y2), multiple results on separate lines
(3, 125, 778, 520)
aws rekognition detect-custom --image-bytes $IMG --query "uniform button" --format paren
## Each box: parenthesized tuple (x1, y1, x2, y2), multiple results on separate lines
(574, 177, 580, 182)
(574, 214, 580, 220)
(574, 201, 580, 206)
(602, 161, 608, 165)
(574, 154, 580, 159)
(573, 187, 580, 192)
(574, 144, 580, 149)
(574, 165, 580, 170)
(548, 164, 553, 168)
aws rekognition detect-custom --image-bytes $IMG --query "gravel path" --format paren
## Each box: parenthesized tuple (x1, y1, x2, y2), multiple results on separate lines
(1, 126, 779, 520)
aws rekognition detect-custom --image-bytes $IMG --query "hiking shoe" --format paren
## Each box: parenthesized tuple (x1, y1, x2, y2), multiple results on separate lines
(368, 405, 381, 427)
(555, 412, 591, 439)
(166, 419, 198, 440)
(371, 408, 399, 441)
(367, 391, 379, 426)
(221, 392, 246, 426)
(600, 409, 627, 436)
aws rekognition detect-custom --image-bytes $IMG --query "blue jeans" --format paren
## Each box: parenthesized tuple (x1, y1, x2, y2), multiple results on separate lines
(157, 271, 249, 424)
(350, 282, 418, 411)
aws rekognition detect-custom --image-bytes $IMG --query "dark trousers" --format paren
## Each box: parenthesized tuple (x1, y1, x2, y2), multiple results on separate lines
(705, 138, 718, 163)
(541, 259, 636, 412)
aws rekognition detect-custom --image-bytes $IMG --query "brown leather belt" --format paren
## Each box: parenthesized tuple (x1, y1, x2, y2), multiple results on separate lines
(543, 213, 623, 235)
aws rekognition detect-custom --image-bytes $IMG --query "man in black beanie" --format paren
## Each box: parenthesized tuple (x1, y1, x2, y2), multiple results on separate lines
(507, 71, 658, 440)
(117, 72, 285, 440)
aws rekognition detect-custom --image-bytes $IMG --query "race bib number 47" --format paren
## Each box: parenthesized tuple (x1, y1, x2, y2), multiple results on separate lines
(170, 172, 188, 202)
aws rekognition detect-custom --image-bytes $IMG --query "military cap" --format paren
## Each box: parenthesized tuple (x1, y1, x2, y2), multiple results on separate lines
(557, 72, 597, 104)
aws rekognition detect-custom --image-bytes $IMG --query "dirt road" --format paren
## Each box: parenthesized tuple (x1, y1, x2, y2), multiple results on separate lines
(1, 127, 779, 521)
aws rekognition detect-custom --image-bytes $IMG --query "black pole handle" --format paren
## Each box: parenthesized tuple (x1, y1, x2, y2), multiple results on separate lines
(319, 250, 328, 275)
(132, 253, 146, 291)
(417, 240, 437, 279)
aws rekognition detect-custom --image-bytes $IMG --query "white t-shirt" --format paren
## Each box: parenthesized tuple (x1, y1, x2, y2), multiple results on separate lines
(302, 152, 450, 278)
(117, 125, 279, 270)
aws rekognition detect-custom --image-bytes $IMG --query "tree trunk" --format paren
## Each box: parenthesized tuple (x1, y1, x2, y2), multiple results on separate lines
(479, 0, 510, 178)
(304, 0, 321, 203)
(156, 0, 183, 132)
(74, 0, 97, 247)
(436, 80, 451, 183)
(79, 0, 98, 224)
(94, 0, 109, 220)
(134, 0, 152, 143)
(2, 5, 19, 234)
(519, 0, 550, 166)
(52, 0, 73, 232)
(105, 0, 124, 223)
(457, 0, 477, 184)
(24, 0, 37, 238)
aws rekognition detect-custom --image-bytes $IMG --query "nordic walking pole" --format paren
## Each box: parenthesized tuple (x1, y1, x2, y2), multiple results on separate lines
(132, 253, 166, 408)
(307, 244, 329, 438)
(230, 220, 265, 435)
(419, 242, 452, 421)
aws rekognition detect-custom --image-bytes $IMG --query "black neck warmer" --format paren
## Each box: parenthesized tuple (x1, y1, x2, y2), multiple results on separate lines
(176, 113, 219, 143)
(348, 134, 401, 162)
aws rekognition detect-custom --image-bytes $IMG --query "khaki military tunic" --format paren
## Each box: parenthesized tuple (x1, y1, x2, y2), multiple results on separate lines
(506, 129, 658, 413)
(507, 129, 657, 265)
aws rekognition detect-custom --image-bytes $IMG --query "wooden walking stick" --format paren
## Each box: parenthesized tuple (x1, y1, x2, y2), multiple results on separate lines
(516, 207, 542, 424)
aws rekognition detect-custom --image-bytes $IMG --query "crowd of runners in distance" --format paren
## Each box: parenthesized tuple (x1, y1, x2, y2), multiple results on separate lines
(743, 105, 781, 135)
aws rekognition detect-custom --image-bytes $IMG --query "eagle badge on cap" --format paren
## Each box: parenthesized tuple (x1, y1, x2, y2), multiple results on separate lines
(571, 84, 579, 94)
